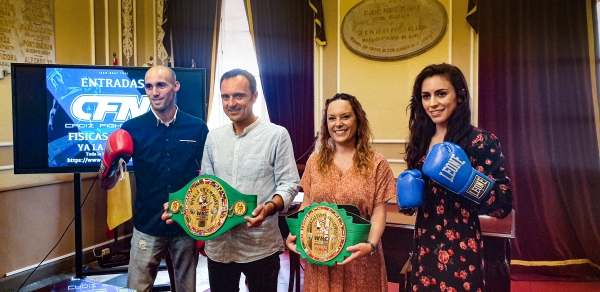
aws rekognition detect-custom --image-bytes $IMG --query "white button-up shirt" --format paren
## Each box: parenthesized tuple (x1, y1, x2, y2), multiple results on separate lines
(201, 118, 300, 263)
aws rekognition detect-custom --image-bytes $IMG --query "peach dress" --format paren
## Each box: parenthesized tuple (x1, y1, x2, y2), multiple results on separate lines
(300, 152, 396, 292)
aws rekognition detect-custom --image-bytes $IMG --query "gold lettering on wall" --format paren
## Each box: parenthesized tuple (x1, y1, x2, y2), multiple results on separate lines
(341, 0, 446, 61)
(0, 0, 55, 72)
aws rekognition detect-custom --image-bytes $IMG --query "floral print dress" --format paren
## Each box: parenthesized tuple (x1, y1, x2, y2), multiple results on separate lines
(401, 127, 513, 292)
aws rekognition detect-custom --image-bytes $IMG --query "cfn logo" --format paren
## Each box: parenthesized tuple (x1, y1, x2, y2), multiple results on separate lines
(70, 94, 150, 122)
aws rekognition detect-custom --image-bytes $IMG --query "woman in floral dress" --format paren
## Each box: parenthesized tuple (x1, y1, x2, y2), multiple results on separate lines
(286, 93, 396, 292)
(401, 64, 513, 292)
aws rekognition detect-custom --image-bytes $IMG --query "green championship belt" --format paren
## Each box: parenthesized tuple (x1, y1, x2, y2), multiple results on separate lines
(285, 202, 371, 266)
(168, 174, 257, 240)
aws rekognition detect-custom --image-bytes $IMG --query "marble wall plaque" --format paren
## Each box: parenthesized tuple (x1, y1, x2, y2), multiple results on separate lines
(341, 0, 447, 61)
(0, 0, 55, 75)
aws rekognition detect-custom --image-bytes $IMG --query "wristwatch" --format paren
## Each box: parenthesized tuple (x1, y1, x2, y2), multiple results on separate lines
(168, 174, 257, 240)
(368, 241, 377, 255)
(286, 202, 371, 266)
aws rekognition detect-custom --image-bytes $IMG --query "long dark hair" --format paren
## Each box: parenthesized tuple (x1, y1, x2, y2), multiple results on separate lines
(316, 93, 374, 175)
(405, 63, 472, 169)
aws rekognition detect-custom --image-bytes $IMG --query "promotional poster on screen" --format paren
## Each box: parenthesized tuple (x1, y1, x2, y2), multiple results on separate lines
(46, 67, 147, 168)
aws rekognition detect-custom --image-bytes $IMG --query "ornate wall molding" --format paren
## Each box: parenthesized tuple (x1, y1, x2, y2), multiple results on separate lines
(371, 139, 406, 165)
(0, 142, 13, 171)
(156, 0, 168, 66)
(121, 0, 133, 65)
(372, 139, 407, 144)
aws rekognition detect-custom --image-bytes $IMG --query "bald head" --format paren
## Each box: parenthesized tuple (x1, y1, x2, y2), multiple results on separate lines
(145, 65, 177, 83)
(144, 65, 180, 119)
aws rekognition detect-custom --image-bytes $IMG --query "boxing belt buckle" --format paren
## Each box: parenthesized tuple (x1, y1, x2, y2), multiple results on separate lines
(168, 174, 257, 240)
(285, 202, 371, 266)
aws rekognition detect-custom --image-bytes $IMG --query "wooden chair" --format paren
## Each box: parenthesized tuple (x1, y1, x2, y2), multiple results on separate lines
(399, 253, 412, 292)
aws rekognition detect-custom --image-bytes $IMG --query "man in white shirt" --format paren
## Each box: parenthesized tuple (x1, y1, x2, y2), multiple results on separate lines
(201, 68, 300, 292)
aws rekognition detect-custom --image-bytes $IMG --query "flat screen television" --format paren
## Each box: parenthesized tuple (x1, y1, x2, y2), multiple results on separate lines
(11, 63, 206, 174)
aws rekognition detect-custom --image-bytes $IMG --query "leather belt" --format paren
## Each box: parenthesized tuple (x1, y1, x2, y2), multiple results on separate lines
(168, 174, 257, 240)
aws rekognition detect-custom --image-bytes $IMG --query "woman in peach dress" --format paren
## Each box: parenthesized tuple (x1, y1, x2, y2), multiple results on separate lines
(286, 93, 396, 292)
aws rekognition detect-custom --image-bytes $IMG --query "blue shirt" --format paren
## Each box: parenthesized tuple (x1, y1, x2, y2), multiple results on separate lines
(201, 118, 300, 263)
(122, 110, 209, 236)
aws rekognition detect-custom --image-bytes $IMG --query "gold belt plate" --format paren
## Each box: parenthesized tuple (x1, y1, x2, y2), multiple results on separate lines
(299, 205, 347, 262)
(182, 178, 229, 237)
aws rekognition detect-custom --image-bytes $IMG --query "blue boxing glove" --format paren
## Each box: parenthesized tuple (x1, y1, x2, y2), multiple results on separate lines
(396, 169, 425, 209)
(422, 142, 494, 204)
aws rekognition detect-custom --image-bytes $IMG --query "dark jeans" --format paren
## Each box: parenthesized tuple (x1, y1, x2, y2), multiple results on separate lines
(207, 252, 281, 292)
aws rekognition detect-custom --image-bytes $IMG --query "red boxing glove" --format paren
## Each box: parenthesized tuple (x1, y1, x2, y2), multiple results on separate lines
(99, 129, 133, 179)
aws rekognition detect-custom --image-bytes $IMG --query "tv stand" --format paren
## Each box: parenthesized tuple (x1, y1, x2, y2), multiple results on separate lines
(74, 173, 83, 278)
